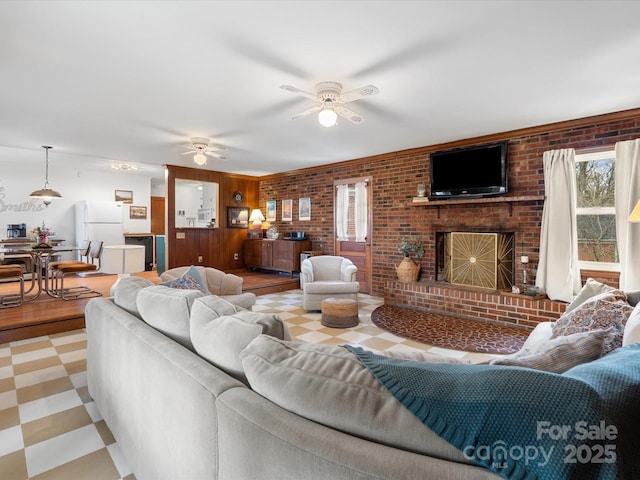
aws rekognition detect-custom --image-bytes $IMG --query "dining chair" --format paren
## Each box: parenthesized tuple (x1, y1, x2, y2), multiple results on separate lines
(0, 264, 25, 308)
(49, 241, 104, 300)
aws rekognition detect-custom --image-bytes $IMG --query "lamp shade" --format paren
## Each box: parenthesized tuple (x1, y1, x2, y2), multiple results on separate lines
(249, 209, 265, 228)
(629, 199, 640, 223)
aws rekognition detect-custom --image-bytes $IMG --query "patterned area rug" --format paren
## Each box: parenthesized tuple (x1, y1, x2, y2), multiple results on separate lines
(371, 305, 529, 354)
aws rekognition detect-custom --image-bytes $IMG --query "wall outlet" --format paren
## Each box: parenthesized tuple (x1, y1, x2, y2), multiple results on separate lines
(233, 253, 239, 260)
(198, 256, 203, 263)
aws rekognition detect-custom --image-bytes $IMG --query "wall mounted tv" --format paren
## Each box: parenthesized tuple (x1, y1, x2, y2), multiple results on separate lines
(429, 141, 508, 199)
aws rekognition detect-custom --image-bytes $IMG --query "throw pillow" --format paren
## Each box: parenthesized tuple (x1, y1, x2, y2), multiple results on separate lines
(136, 285, 204, 350)
(565, 278, 616, 314)
(239, 335, 468, 463)
(552, 289, 633, 354)
(490, 329, 607, 373)
(623, 302, 640, 346)
(191, 298, 290, 382)
(161, 265, 209, 294)
(112, 276, 155, 318)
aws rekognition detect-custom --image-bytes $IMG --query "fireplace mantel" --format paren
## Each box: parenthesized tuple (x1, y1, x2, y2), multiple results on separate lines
(412, 194, 543, 217)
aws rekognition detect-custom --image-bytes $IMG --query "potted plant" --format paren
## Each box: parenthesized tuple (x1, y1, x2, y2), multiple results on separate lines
(395, 237, 424, 282)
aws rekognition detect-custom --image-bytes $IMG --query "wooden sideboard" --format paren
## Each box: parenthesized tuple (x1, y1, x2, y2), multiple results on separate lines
(243, 239, 311, 276)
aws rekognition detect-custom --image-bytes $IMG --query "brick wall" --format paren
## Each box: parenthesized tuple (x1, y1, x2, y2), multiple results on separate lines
(385, 281, 565, 329)
(259, 110, 640, 326)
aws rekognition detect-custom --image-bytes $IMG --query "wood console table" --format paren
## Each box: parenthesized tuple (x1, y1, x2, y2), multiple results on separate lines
(243, 239, 311, 276)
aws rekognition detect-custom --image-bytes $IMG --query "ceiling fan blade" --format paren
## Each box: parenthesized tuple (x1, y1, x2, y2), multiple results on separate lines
(290, 105, 322, 121)
(280, 85, 319, 102)
(208, 152, 227, 160)
(180, 150, 196, 155)
(335, 106, 365, 124)
(208, 144, 226, 150)
(339, 84, 379, 103)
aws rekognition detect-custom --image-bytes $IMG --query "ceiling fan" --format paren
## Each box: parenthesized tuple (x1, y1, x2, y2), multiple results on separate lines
(182, 137, 227, 165)
(280, 81, 379, 127)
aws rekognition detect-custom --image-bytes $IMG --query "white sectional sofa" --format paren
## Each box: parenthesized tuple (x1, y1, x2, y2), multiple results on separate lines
(85, 277, 640, 480)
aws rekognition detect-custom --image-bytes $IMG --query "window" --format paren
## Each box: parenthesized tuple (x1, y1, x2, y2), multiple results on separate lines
(575, 150, 618, 271)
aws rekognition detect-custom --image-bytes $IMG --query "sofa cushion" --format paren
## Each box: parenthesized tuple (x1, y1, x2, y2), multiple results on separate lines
(239, 336, 469, 463)
(623, 302, 640, 346)
(304, 281, 360, 294)
(552, 289, 633, 354)
(112, 276, 155, 318)
(565, 278, 616, 313)
(490, 329, 607, 373)
(160, 265, 209, 294)
(191, 298, 290, 381)
(626, 290, 640, 307)
(136, 285, 204, 349)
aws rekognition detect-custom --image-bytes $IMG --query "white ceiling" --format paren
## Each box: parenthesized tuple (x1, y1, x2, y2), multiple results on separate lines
(1, 0, 640, 180)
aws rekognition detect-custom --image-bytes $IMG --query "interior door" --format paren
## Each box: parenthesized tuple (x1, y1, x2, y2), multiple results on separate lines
(334, 176, 372, 294)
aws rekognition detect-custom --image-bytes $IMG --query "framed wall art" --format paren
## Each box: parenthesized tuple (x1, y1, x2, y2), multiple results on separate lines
(299, 197, 310, 221)
(266, 200, 276, 221)
(115, 190, 133, 204)
(129, 205, 147, 219)
(227, 206, 249, 228)
(282, 199, 293, 222)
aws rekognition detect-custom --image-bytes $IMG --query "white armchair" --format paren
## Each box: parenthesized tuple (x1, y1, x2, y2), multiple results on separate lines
(301, 256, 359, 310)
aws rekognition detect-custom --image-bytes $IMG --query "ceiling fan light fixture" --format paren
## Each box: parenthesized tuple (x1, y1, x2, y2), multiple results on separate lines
(193, 152, 207, 165)
(30, 146, 63, 206)
(318, 107, 338, 127)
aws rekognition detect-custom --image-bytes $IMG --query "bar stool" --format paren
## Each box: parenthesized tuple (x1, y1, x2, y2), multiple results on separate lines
(0, 264, 25, 308)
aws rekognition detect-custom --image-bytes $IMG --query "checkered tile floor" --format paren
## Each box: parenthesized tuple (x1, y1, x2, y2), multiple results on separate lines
(0, 290, 500, 479)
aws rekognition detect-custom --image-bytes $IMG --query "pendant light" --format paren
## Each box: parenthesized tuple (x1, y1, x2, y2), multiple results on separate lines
(30, 146, 63, 206)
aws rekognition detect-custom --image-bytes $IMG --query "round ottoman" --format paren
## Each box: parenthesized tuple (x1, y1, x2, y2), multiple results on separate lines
(321, 298, 359, 328)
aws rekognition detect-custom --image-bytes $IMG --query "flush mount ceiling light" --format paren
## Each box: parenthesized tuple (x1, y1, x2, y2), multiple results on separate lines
(30, 146, 63, 206)
(280, 81, 379, 127)
(111, 163, 140, 171)
(182, 137, 227, 166)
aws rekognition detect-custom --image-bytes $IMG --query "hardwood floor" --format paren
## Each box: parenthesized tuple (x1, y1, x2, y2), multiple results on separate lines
(0, 269, 300, 344)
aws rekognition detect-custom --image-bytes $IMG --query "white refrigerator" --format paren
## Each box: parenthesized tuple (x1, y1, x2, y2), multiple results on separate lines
(75, 201, 125, 261)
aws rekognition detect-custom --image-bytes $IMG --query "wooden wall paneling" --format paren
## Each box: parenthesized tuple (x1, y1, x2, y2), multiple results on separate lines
(165, 165, 259, 270)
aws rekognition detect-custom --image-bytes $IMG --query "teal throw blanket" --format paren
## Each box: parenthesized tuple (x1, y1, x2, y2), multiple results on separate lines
(344, 343, 640, 480)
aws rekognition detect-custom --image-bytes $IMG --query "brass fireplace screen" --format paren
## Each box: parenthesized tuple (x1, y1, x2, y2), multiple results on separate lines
(437, 232, 514, 290)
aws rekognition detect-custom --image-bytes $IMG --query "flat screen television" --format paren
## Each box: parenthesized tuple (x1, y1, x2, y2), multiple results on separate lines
(429, 142, 508, 199)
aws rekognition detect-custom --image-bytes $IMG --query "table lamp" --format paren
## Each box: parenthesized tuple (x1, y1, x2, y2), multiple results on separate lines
(249, 209, 265, 229)
(101, 245, 146, 295)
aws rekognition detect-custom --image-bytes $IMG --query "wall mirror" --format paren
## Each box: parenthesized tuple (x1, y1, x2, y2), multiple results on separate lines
(174, 179, 219, 228)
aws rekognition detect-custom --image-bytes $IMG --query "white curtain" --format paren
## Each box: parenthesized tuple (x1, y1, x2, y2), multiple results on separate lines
(354, 181, 368, 242)
(614, 139, 640, 291)
(535, 148, 581, 302)
(336, 184, 349, 241)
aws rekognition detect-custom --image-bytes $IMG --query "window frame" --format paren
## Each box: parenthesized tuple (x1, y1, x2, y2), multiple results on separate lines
(574, 149, 619, 272)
